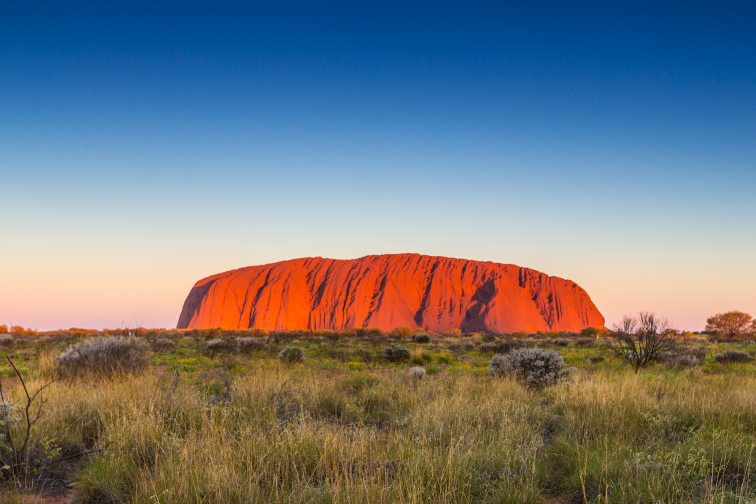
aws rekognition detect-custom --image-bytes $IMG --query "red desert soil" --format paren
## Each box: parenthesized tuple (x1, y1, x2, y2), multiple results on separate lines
(178, 253, 604, 333)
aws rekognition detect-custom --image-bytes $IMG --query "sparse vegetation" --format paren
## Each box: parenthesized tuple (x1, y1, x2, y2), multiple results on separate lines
(0, 329, 753, 503)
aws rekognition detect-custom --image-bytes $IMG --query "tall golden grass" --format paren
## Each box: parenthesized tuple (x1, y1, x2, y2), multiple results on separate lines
(4, 360, 752, 503)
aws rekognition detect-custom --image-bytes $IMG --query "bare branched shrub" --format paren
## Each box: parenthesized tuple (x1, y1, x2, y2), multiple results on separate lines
(278, 346, 304, 363)
(0, 356, 55, 480)
(614, 313, 673, 373)
(382, 344, 411, 362)
(488, 348, 568, 390)
(715, 351, 754, 364)
(57, 336, 148, 378)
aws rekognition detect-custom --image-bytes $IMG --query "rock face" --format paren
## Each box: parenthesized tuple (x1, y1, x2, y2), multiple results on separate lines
(177, 254, 604, 333)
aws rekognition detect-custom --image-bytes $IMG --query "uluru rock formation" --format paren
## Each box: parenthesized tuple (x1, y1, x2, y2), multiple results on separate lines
(177, 254, 604, 333)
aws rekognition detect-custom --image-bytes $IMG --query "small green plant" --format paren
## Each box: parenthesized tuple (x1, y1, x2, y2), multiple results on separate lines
(410, 352, 432, 365)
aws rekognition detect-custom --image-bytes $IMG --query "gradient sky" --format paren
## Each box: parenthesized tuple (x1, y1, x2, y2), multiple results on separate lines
(2, 2, 755, 331)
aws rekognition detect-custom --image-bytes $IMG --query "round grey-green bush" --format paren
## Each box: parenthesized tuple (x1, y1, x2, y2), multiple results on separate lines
(489, 348, 568, 390)
(57, 336, 149, 377)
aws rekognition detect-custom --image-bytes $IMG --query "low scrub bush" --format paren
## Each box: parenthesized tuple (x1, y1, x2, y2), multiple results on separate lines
(489, 348, 568, 390)
(715, 351, 754, 364)
(278, 346, 304, 363)
(412, 333, 430, 343)
(657, 346, 705, 368)
(237, 337, 269, 353)
(480, 339, 520, 354)
(382, 344, 411, 362)
(205, 338, 235, 353)
(57, 336, 148, 377)
(449, 341, 476, 352)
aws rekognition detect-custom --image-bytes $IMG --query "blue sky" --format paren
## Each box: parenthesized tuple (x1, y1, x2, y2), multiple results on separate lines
(2, 2, 755, 330)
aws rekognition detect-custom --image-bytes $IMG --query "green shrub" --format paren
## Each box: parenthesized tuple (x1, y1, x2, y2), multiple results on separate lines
(278, 346, 304, 363)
